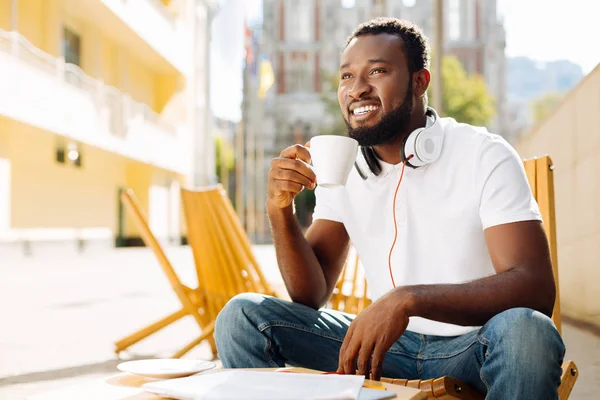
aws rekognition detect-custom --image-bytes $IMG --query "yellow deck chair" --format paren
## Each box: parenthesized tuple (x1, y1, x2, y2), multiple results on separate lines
(329, 156, 578, 399)
(114, 189, 217, 359)
(180, 186, 277, 325)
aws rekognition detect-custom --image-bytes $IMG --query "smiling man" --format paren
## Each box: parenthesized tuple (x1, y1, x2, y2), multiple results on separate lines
(214, 18, 565, 399)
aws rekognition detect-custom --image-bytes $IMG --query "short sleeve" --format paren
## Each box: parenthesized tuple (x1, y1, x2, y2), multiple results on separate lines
(311, 185, 343, 223)
(475, 135, 542, 229)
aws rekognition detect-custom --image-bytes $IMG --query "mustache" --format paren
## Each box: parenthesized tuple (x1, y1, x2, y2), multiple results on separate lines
(347, 97, 381, 112)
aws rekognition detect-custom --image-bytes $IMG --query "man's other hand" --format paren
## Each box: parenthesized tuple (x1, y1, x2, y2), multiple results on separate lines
(337, 288, 413, 381)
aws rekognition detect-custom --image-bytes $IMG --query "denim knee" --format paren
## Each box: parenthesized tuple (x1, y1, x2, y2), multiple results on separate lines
(481, 308, 565, 367)
(214, 293, 265, 347)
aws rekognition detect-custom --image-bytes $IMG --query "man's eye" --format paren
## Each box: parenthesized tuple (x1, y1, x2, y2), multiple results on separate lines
(341, 73, 352, 80)
(371, 68, 385, 75)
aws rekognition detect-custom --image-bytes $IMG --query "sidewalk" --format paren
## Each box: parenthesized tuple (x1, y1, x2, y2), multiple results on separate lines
(0, 245, 597, 399)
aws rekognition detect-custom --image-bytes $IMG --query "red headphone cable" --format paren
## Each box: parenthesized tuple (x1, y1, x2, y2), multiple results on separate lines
(388, 155, 413, 288)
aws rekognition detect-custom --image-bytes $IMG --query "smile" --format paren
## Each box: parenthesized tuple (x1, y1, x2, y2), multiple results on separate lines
(352, 105, 380, 116)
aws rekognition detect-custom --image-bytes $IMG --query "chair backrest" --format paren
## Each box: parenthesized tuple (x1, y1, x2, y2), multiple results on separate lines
(180, 185, 276, 321)
(330, 248, 372, 313)
(523, 156, 562, 333)
(120, 189, 185, 293)
(331, 156, 562, 334)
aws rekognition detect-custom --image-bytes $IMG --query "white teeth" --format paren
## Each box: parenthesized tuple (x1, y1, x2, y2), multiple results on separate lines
(352, 105, 379, 115)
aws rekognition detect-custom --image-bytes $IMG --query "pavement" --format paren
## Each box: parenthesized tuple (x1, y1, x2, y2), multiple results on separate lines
(0, 245, 598, 399)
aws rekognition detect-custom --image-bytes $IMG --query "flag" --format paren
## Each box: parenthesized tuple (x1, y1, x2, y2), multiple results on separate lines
(258, 56, 275, 99)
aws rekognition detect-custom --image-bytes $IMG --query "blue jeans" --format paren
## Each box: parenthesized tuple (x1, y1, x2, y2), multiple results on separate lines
(215, 293, 565, 399)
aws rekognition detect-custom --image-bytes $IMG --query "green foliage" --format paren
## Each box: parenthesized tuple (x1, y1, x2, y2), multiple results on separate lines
(428, 56, 496, 126)
(531, 91, 564, 122)
(320, 72, 347, 136)
(214, 135, 235, 175)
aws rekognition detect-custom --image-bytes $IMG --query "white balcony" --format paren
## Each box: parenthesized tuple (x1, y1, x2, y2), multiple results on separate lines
(65, 0, 190, 75)
(0, 29, 190, 175)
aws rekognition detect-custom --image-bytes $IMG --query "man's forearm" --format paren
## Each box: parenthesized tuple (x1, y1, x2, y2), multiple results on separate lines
(267, 205, 327, 309)
(404, 267, 556, 326)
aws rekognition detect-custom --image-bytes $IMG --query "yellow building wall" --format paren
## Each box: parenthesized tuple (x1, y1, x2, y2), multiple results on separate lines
(7, 0, 173, 113)
(101, 38, 118, 87)
(7, 120, 127, 233)
(128, 55, 157, 110)
(156, 74, 179, 113)
(16, 0, 46, 51)
(5, 119, 184, 241)
(124, 163, 152, 237)
(516, 64, 600, 328)
(0, 0, 11, 30)
(0, 117, 10, 158)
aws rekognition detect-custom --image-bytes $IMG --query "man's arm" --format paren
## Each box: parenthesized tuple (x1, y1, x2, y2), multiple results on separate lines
(404, 219, 556, 324)
(337, 219, 556, 380)
(268, 209, 350, 309)
(267, 144, 350, 310)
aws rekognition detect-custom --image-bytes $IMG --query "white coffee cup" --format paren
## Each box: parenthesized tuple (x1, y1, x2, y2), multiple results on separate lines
(309, 135, 359, 188)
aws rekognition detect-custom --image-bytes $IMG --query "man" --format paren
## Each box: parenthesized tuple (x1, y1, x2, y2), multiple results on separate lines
(215, 18, 565, 399)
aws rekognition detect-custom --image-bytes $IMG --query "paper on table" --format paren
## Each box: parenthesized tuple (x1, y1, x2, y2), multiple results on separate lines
(143, 370, 365, 400)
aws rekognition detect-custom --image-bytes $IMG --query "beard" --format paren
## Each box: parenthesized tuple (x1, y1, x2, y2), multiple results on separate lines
(344, 83, 414, 147)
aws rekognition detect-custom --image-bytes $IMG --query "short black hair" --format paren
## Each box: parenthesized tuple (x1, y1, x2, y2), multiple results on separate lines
(345, 17, 430, 74)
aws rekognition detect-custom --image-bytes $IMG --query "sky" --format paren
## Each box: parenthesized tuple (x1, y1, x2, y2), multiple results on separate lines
(210, 0, 263, 122)
(498, 0, 600, 73)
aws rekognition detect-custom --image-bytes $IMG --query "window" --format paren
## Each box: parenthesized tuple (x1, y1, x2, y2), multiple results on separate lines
(67, 142, 83, 167)
(448, 0, 461, 41)
(56, 139, 66, 164)
(56, 139, 82, 168)
(286, 53, 313, 93)
(287, 1, 312, 42)
(62, 27, 81, 66)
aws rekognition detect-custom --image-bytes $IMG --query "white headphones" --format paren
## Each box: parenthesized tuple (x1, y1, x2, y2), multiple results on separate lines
(354, 107, 444, 180)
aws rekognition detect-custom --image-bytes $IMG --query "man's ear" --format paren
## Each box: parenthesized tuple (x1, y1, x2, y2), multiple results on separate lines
(413, 68, 431, 97)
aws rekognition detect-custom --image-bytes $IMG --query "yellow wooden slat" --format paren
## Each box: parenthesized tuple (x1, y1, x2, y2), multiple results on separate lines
(115, 189, 214, 358)
(536, 156, 562, 334)
(524, 157, 538, 196)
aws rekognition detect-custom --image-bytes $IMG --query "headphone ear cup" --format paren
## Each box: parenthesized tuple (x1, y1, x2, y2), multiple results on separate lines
(362, 147, 382, 176)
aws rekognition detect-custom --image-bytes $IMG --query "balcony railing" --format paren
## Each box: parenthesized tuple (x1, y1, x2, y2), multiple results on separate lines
(147, 0, 178, 25)
(0, 29, 176, 137)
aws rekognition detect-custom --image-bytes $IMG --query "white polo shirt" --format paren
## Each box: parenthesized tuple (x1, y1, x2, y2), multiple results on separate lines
(313, 117, 542, 336)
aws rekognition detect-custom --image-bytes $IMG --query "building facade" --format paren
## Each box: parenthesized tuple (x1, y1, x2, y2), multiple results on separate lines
(396, 0, 507, 138)
(261, 0, 508, 149)
(516, 63, 600, 330)
(0, 0, 213, 253)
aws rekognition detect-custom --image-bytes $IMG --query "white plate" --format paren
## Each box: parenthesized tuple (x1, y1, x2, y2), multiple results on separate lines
(117, 359, 216, 379)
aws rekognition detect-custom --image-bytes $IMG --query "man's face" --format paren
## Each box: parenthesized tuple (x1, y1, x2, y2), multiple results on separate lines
(338, 34, 414, 147)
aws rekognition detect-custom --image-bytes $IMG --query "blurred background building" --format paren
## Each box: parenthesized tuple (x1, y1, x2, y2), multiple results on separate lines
(0, 0, 215, 252)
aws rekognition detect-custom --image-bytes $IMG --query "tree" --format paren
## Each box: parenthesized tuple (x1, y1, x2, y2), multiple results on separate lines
(428, 56, 496, 126)
(215, 135, 235, 191)
(320, 71, 347, 136)
(530, 92, 564, 122)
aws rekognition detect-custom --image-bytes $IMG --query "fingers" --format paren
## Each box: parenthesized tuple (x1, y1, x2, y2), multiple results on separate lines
(338, 327, 360, 375)
(337, 327, 353, 374)
(280, 144, 312, 164)
(270, 158, 316, 188)
(270, 179, 303, 195)
(370, 343, 387, 381)
(357, 342, 375, 378)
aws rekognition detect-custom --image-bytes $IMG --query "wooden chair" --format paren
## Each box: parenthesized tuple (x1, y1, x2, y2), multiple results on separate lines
(329, 156, 579, 399)
(115, 186, 279, 358)
(114, 189, 217, 359)
(180, 185, 277, 331)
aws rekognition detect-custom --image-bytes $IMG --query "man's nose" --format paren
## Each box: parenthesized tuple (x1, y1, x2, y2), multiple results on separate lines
(348, 78, 372, 100)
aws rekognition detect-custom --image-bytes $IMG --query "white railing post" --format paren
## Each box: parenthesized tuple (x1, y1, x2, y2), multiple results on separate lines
(11, 31, 18, 58)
